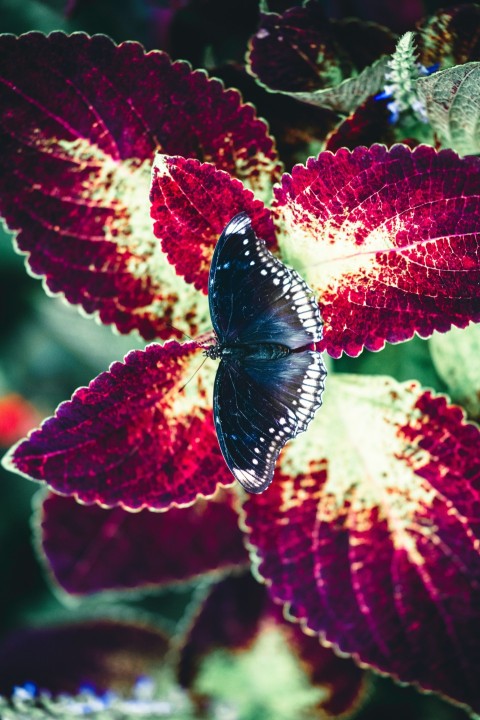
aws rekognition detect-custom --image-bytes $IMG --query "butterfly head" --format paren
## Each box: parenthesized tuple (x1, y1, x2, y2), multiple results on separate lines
(203, 342, 222, 361)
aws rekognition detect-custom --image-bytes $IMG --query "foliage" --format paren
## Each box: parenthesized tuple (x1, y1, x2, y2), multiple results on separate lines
(0, 1, 479, 718)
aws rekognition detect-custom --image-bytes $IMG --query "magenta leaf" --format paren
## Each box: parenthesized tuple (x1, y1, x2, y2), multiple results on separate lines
(273, 144, 480, 358)
(243, 381, 480, 713)
(150, 155, 277, 293)
(248, 5, 396, 113)
(0, 32, 280, 340)
(4, 342, 232, 510)
(0, 619, 169, 695)
(39, 490, 247, 595)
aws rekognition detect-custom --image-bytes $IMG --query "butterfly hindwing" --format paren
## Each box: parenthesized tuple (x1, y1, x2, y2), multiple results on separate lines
(213, 351, 326, 493)
(209, 213, 322, 348)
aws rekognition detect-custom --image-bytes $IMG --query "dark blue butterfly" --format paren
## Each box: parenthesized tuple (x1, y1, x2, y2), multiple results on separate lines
(205, 212, 327, 494)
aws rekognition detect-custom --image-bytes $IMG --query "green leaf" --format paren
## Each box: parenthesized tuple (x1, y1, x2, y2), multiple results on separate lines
(285, 55, 389, 114)
(417, 62, 480, 155)
(429, 324, 480, 419)
(195, 623, 326, 720)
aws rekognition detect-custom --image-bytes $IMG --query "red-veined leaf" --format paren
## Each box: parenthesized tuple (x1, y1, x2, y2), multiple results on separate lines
(0, 619, 169, 695)
(243, 374, 480, 713)
(0, 31, 281, 340)
(150, 155, 276, 293)
(39, 489, 247, 595)
(273, 144, 480, 358)
(3, 342, 232, 510)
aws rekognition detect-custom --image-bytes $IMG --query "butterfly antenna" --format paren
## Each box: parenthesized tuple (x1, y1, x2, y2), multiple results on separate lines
(178, 355, 208, 393)
(163, 321, 193, 341)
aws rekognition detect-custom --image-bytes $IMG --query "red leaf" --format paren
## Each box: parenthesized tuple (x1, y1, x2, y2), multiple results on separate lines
(5, 342, 232, 510)
(243, 382, 480, 713)
(39, 490, 247, 595)
(274, 144, 480, 357)
(325, 96, 398, 152)
(0, 32, 280, 340)
(0, 619, 168, 695)
(150, 155, 277, 293)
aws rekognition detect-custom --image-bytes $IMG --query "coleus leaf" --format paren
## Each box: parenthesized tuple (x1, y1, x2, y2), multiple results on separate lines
(417, 62, 480, 156)
(417, 4, 480, 69)
(0, 619, 169, 694)
(39, 490, 247, 595)
(273, 144, 480, 357)
(180, 572, 368, 719)
(243, 373, 480, 713)
(178, 573, 366, 718)
(247, 3, 396, 113)
(4, 342, 232, 510)
(0, 32, 281, 340)
(150, 154, 277, 293)
(429, 324, 480, 420)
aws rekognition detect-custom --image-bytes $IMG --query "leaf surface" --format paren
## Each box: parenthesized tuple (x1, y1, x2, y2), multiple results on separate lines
(248, 6, 395, 113)
(274, 144, 480, 357)
(417, 4, 480, 69)
(429, 324, 480, 419)
(39, 490, 247, 595)
(417, 62, 480, 156)
(0, 32, 280, 340)
(150, 155, 277, 293)
(4, 342, 232, 510)
(243, 373, 480, 713)
(179, 572, 367, 719)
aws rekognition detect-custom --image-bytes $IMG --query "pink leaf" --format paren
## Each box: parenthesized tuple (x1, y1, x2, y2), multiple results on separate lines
(39, 490, 247, 595)
(150, 155, 277, 293)
(243, 380, 480, 713)
(4, 342, 232, 510)
(0, 32, 280, 340)
(274, 144, 480, 357)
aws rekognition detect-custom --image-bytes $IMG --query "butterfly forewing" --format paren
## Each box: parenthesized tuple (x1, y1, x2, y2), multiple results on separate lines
(213, 352, 326, 493)
(209, 213, 322, 348)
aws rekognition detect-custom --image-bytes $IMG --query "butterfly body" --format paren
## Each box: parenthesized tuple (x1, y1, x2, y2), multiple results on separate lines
(206, 212, 326, 494)
(205, 342, 291, 362)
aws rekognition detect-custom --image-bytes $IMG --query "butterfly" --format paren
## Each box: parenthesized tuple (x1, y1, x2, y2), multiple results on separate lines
(204, 212, 326, 494)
